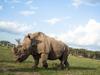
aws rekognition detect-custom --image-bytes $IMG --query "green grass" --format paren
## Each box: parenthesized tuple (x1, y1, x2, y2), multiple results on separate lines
(0, 46, 100, 75)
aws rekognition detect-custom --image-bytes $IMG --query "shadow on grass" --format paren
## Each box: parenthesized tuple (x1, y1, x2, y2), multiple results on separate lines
(0, 67, 34, 73)
(0, 67, 59, 73)
(8, 67, 58, 72)
(0, 60, 33, 63)
(70, 66, 96, 70)
(0, 66, 96, 73)
(9, 68, 34, 72)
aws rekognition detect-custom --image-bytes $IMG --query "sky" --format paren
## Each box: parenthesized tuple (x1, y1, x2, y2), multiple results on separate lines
(0, 0, 100, 51)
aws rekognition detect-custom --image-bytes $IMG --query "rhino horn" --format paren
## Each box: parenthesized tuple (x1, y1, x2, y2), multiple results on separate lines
(15, 39, 21, 45)
(12, 46, 18, 55)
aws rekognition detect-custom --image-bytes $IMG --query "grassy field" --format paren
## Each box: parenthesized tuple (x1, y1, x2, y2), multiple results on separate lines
(0, 46, 100, 75)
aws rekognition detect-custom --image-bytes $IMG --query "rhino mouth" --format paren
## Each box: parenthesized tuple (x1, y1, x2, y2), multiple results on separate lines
(16, 54, 28, 62)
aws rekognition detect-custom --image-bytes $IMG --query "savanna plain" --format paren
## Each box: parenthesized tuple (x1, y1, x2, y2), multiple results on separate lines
(0, 46, 100, 75)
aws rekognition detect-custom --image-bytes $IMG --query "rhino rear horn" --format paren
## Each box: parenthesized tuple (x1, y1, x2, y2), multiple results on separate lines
(15, 39, 21, 45)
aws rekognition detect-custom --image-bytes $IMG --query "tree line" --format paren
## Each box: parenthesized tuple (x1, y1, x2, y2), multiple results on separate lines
(69, 47, 100, 60)
(0, 40, 15, 48)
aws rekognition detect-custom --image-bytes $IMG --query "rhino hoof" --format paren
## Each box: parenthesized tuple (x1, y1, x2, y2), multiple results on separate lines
(32, 65, 37, 70)
(56, 65, 65, 70)
(43, 64, 48, 69)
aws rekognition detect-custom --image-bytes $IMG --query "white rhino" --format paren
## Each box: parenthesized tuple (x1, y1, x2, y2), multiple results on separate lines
(12, 32, 69, 69)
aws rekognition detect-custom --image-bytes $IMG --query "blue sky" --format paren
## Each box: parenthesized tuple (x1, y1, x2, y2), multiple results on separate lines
(0, 0, 100, 51)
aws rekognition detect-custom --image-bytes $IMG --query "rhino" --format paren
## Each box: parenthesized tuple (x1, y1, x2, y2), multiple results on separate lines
(12, 32, 69, 69)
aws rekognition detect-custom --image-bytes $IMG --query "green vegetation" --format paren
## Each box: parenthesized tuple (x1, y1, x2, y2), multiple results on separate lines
(0, 46, 100, 75)
(70, 47, 100, 60)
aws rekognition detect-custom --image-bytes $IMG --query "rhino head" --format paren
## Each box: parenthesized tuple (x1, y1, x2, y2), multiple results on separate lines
(12, 35, 33, 62)
(12, 33, 41, 62)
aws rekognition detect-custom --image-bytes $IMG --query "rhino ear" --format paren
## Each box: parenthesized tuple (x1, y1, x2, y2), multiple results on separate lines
(27, 33, 33, 40)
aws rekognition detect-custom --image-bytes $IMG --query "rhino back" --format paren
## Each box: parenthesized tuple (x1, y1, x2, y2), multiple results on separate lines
(48, 38, 66, 59)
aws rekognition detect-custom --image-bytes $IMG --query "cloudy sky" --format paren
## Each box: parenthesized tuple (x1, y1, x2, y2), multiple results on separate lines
(0, 0, 100, 51)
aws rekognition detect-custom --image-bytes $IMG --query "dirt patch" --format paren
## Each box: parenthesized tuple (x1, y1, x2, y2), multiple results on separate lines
(0, 68, 9, 72)
(0, 67, 40, 75)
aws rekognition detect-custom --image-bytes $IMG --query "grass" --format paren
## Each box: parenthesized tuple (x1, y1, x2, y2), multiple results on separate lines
(0, 46, 100, 75)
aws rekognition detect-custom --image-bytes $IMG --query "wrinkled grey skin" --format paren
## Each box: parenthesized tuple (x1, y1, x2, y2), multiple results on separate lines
(12, 32, 69, 69)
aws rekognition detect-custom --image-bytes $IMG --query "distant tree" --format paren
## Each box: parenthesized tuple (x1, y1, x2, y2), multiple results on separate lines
(0, 40, 15, 48)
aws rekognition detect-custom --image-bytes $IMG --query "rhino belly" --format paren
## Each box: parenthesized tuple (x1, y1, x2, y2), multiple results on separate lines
(48, 50, 61, 60)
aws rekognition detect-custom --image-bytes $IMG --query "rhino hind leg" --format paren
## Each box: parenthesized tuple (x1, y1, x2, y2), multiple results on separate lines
(64, 56, 69, 70)
(59, 57, 65, 69)
(59, 52, 69, 69)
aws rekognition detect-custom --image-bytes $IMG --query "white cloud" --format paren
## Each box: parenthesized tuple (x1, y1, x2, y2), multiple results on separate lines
(25, 0, 39, 10)
(45, 18, 62, 25)
(72, 0, 100, 7)
(11, 0, 20, 3)
(44, 17, 71, 25)
(72, 0, 82, 8)
(68, 19, 100, 46)
(19, 10, 35, 16)
(48, 19, 100, 49)
(0, 21, 35, 34)
(0, 5, 3, 10)
(25, 0, 33, 5)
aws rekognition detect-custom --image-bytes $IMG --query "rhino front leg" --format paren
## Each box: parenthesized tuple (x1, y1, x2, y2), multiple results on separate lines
(39, 53, 48, 68)
(32, 55, 39, 69)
